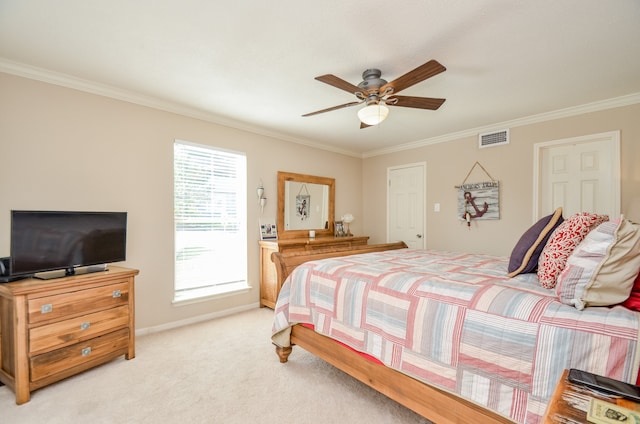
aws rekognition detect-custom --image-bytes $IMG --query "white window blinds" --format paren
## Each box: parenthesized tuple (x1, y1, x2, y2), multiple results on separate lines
(173, 141, 247, 300)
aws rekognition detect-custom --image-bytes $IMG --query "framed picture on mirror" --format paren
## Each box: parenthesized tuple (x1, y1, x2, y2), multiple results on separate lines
(296, 194, 310, 220)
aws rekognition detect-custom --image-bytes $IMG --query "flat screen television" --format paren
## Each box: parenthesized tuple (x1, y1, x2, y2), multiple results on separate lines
(10, 210, 127, 279)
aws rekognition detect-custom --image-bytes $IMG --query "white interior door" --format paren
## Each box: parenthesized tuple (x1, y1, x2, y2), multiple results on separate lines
(534, 131, 620, 220)
(388, 163, 425, 248)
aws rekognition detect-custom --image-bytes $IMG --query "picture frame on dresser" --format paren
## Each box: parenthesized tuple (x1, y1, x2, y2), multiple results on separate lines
(259, 219, 278, 240)
(334, 221, 344, 237)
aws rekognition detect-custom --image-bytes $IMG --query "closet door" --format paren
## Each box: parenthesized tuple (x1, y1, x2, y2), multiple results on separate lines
(534, 131, 620, 219)
(388, 162, 426, 249)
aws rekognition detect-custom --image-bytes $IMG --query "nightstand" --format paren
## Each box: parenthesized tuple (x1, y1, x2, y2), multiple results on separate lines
(543, 370, 640, 423)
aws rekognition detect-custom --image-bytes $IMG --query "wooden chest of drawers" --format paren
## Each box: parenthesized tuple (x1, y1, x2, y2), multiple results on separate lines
(0, 266, 138, 404)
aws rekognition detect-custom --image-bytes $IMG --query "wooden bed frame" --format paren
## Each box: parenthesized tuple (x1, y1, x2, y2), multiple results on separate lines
(271, 242, 513, 424)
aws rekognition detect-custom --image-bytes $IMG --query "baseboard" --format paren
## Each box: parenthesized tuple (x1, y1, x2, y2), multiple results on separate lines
(135, 302, 261, 337)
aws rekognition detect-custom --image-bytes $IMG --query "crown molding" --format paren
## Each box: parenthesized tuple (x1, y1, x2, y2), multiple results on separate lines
(2, 58, 638, 160)
(362, 92, 640, 158)
(0, 58, 362, 158)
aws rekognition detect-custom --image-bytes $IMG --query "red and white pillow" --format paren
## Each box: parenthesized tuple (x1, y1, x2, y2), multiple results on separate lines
(537, 212, 609, 289)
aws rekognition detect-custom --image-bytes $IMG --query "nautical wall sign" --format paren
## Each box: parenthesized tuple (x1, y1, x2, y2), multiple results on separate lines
(457, 181, 500, 221)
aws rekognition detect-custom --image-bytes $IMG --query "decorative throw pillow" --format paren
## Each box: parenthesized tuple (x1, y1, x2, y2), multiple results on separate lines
(508, 207, 563, 277)
(621, 269, 640, 311)
(556, 218, 640, 310)
(537, 212, 609, 289)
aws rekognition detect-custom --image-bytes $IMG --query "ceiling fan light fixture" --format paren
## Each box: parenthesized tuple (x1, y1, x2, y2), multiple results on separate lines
(357, 102, 389, 126)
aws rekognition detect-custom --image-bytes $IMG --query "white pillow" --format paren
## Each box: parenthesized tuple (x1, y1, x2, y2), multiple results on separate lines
(556, 217, 640, 310)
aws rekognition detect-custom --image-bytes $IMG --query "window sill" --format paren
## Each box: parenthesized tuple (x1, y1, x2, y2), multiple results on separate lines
(172, 281, 251, 306)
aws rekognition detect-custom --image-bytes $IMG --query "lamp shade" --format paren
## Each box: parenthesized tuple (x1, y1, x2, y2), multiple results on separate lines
(341, 213, 354, 223)
(357, 103, 389, 126)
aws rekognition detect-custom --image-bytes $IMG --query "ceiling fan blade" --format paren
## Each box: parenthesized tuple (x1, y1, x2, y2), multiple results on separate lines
(315, 74, 369, 97)
(388, 95, 446, 110)
(380, 60, 446, 94)
(302, 101, 362, 117)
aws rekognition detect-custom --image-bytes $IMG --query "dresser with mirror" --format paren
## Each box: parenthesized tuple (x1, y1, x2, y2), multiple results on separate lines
(259, 171, 368, 308)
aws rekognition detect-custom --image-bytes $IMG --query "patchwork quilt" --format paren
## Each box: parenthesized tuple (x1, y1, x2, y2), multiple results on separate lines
(272, 249, 640, 424)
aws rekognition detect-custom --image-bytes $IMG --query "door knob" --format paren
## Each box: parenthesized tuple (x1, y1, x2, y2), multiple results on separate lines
(416, 234, 423, 238)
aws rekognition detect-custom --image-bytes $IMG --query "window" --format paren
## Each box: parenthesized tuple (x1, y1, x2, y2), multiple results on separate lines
(173, 140, 247, 302)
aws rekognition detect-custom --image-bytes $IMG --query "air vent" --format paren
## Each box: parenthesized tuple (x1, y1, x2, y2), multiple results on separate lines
(479, 129, 509, 148)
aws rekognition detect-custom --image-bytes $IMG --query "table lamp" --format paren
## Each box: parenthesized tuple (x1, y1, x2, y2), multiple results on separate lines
(341, 213, 354, 237)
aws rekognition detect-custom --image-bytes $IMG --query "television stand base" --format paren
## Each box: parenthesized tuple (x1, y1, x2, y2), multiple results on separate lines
(34, 264, 108, 280)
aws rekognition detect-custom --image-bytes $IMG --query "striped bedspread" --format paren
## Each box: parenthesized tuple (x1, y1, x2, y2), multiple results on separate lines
(272, 249, 640, 424)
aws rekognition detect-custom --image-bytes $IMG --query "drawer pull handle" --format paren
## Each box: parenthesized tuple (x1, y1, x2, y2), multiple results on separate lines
(81, 347, 92, 357)
(41, 304, 53, 314)
(112, 290, 122, 298)
(80, 321, 91, 331)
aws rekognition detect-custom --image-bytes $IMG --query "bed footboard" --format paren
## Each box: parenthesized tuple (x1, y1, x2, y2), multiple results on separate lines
(285, 324, 512, 424)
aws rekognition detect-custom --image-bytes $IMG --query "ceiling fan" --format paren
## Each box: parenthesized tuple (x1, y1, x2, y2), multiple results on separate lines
(302, 59, 446, 128)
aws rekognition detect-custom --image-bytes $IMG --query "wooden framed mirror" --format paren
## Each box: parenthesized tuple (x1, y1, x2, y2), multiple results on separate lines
(277, 171, 335, 240)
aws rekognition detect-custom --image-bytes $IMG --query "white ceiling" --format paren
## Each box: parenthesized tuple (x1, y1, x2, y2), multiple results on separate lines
(1, 0, 639, 157)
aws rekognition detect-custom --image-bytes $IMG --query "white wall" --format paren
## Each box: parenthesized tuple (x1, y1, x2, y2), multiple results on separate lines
(0, 73, 363, 330)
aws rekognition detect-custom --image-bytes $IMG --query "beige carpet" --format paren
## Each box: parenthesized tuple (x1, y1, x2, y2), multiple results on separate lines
(1, 307, 432, 423)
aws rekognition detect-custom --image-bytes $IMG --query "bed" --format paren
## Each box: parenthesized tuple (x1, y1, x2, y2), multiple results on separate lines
(271, 213, 640, 424)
